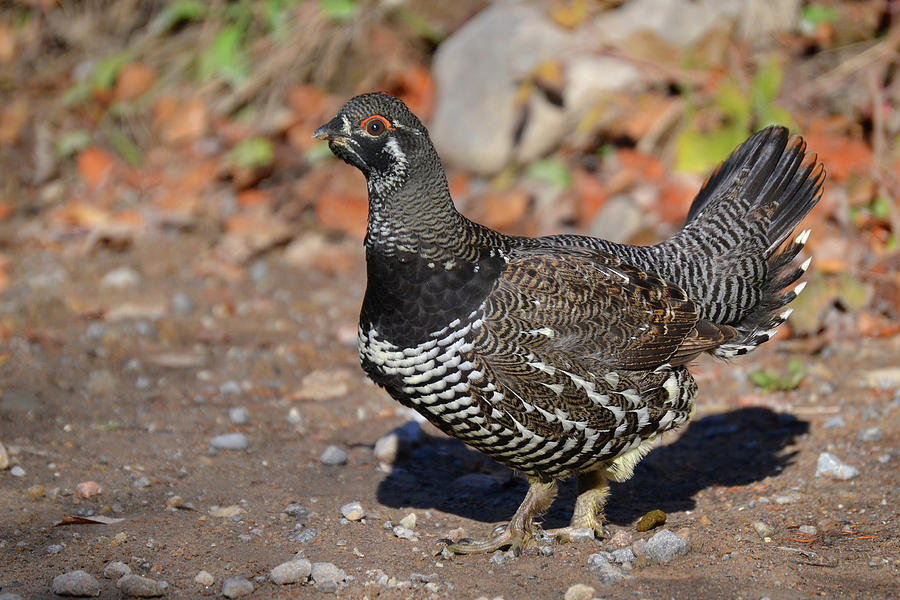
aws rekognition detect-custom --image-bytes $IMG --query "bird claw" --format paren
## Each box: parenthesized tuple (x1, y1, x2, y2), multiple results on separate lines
(443, 522, 531, 555)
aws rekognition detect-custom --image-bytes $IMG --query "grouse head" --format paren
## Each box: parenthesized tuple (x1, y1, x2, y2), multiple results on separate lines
(314, 92, 438, 198)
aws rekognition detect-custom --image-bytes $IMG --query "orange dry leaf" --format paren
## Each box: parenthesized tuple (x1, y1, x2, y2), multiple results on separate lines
(77, 146, 117, 189)
(0, 201, 13, 221)
(155, 97, 208, 144)
(388, 64, 435, 121)
(0, 23, 15, 64)
(572, 168, 607, 224)
(474, 189, 530, 231)
(237, 189, 272, 209)
(657, 179, 696, 226)
(314, 192, 369, 239)
(803, 132, 872, 181)
(0, 98, 29, 145)
(113, 62, 157, 102)
(617, 148, 664, 182)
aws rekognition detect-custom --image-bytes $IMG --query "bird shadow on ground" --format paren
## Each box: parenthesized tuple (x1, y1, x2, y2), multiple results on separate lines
(376, 407, 808, 529)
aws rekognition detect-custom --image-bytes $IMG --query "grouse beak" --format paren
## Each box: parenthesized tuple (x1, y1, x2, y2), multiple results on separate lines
(313, 116, 349, 142)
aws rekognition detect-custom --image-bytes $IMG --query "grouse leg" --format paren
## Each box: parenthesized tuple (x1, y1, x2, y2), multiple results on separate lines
(544, 469, 610, 542)
(446, 479, 558, 555)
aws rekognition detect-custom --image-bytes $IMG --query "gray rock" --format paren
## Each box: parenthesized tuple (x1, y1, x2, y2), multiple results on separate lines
(373, 421, 422, 462)
(290, 527, 318, 543)
(101, 266, 141, 289)
(858, 427, 883, 442)
(430, 3, 571, 174)
(170, 292, 194, 316)
(10, 465, 25, 477)
(798, 525, 817, 535)
(0, 593, 25, 600)
(645, 529, 690, 563)
(488, 551, 507, 565)
(283, 503, 311, 520)
(774, 493, 801, 505)
(193, 571, 214, 586)
(610, 547, 636, 564)
(228, 407, 249, 425)
(588, 195, 643, 244)
(392, 525, 417, 540)
(221, 576, 254, 598)
(117, 574, 166, 597)
(310, 562, 346, 585)
(51, 570, 101, 596)
(219, 381, 241, 395)
(823, 416, 845, 429)
(752, 521, 773, 539)
(210, 433, 248, 450)
(816, 453, 859, 480)
(564, 583, 596, 600)
(270, 558, 312, 584)
(47, 544, 63, 554)
(103, 561, 131, 579)
(586, 552, 631, 582)
(567, 527, 595, 543)
(320, 445, 348, 465)
(340, 501, 366, 521)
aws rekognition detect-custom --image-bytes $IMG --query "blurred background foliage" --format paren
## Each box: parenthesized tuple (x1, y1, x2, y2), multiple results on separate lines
(0, 0, 898, 344)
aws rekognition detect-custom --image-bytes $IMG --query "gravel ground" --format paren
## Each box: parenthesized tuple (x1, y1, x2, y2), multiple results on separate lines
(1, 231, 898, 599)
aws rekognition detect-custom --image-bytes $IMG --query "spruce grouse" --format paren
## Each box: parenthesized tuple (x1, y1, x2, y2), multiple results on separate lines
(315, 92, 824, 554)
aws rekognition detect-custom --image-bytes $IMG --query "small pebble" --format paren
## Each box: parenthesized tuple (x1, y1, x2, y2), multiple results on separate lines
(0, 593, 25, 600)
(291, 528, 318, 543)
(340, 501, 366, 522)
(798, 525, 817, 535)
(0, 440, 9, 469)
(117, 574, 166, 597)
(320, 445, 348, 465)
(219, 381, 241, 395)
(823, 416, 845, 429)
(752, 521, 773, 540)
(635, 509, 667, 532)
(644, 529, 690, 563)
(170, 292, 195, 315)
(101, 266, 141, 289)
(815, 452, 859, 480)
(857, 427, 883, 442)
(270, 558, 312, 584)
(392, 525, 417, 540)
(221, 576, 254, 598)
(488, 551, 506, 565)
(10, 465, 25, 477)
(51, 570, 101, 596)
(210, 433, 249, 451)
(564, 583, 596, 600)
(283, 504, 311, 520)
(399, 512, 417, 529)
(229, 407, 249, 425)
(608, 529, 633, 548)
(587, 553, 631, 582)
(194, 571, 214, 586)
(774, 494, 800, 505)
(47, 544, 63, 555)
(610, 547, 636, 565)
(103, 561, 131, 579)
(75, 481, 102, 499)
(310, 562, 346, 585)
(286, 408, 303, 426)
(132, 476, 151, 489)
(567, 527, 594, 543)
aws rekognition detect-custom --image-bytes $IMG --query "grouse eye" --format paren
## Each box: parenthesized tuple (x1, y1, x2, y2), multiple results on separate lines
(361, 115, 391, 136)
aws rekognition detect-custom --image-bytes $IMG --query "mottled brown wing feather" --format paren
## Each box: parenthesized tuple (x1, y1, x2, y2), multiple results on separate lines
(484, 246, 728, 371)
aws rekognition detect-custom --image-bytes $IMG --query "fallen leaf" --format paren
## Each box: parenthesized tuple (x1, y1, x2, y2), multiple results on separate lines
(0, 97, 28, 145)
(55, 515, 124, 526)
(155, 96, 208, 143)
(0, 22, 15, 64)
(803, 132, 872, 181)
(77, 146, 117, 189)
(571, 168, 607, 225)
(314, 192, 368, 239)
(113, 62, 157, 102)
(473, 188, 531, 231)
(209, 505, 245, 518)
(216, 211, 293, 263)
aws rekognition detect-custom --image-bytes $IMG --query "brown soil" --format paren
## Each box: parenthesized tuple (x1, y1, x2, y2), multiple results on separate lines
(1, 229, 898, 600)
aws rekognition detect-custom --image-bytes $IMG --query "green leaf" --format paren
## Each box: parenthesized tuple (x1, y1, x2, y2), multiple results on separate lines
(320, 0, 358, 21)
(750, 360, 806, 393)
(93, 51, 135, 92)
(525, 157, 572, 190)
(715, 79, 751, 124)
(751, 58, 784, 109)
(198, 24, 249, 86)
(150, 0, 208, 35)
(104, 127, 143, 168)
(675, 124, 747, 173)
(801, 4, 838, 27)
(55, 131, 92, 158)
(228, 137, 274, 169)
(304, 141, 335, 165)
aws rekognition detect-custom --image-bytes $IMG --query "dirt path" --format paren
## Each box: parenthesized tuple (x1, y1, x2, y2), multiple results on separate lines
(1, 230, 897, 599)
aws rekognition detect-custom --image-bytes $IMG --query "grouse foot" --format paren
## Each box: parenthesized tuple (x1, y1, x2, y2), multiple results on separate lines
(446, 480, 558, 555)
